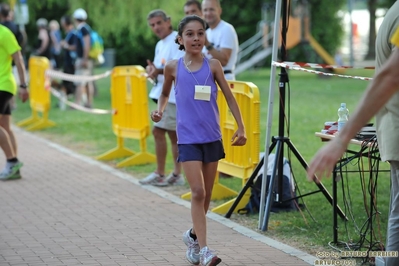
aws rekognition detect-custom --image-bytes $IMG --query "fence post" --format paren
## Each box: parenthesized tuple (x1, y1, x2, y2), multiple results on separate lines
(96, 66, 156, 167)
(17, 56, 56, 131)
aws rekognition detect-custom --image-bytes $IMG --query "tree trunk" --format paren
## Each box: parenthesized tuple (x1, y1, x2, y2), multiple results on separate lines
(365, 0, 377, 60)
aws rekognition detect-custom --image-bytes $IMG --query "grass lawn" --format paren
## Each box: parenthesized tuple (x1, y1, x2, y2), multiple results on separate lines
(12, 66, 391, 260)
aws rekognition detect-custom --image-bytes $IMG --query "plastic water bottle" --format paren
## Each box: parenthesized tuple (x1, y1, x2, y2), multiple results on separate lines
(337, 103, 349, 131)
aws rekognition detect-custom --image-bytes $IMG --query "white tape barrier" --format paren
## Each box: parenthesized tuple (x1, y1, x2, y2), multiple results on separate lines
(275, 61, 375, 70)
(272, 61, 373, 81)
(46, 69, 154, 115)
(46, 69, 155, 85)
(50, 88, 115, 115)
(46, 69, 112, 82)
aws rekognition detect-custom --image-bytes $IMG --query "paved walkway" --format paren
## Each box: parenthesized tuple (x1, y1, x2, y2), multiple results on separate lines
(0, 128, 317, 266)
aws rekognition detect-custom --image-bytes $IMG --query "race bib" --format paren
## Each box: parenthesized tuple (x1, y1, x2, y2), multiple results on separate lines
(194, 85, 211, 101)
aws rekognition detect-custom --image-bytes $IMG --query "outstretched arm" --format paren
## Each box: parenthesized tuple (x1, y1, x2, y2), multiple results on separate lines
(211, 59, 246, 146)
(307, 47, 399, 182)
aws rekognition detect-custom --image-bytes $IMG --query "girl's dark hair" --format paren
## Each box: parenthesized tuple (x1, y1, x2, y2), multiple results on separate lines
(175, 15, 206, 51)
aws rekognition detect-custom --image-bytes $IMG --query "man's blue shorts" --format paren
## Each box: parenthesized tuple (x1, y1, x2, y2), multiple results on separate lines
(177, 140, 225, 163)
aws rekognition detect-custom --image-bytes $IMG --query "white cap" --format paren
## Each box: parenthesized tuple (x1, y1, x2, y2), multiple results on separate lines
(36, 18, 48, 27)
(73, 8, 87, 20)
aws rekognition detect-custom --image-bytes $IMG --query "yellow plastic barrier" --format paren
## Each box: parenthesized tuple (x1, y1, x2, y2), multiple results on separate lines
(181, 81, 260, 214)
(96, 66, 156, 167)
(17, 56, 56, 131)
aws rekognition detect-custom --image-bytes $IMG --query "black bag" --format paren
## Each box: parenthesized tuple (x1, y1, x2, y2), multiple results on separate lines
(238, 157, 299, 215)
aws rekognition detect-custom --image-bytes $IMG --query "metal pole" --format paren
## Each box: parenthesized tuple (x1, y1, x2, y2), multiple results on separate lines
(348, 0, 354, 66)
(258, 0, 282, 230)
(261, 0, 289, 231)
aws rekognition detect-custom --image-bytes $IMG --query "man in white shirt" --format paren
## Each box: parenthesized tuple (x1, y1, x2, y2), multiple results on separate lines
(140, 9, 185, 187)
(202, 0, 238, 80)
(184, 0, 203, 17)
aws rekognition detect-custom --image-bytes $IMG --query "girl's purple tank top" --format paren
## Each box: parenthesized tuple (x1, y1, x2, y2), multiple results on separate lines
(174, 57, 221, 144)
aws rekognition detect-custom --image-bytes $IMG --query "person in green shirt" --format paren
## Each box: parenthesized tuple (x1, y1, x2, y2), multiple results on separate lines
(0, 24, 29, 180)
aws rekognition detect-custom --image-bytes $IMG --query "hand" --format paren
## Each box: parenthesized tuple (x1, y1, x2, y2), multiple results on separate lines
(81, 59, 88, 68)
(60, 40, 67, 49)
(150, 110, 163, 122)
(231, 128, 247, 146)
(18, 88, 29, 103)
(146, 59, 158, 80)
(306, 137, 348, 183)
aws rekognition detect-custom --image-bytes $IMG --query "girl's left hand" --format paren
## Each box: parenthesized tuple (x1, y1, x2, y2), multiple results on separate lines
(231, 128, 247, 146)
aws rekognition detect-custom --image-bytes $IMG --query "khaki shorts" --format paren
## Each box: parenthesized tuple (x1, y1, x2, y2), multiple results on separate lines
(154, 102, 176, 131)
(74, 58, 93, 86)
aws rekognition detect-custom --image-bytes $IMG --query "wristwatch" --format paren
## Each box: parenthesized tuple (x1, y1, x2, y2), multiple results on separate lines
(19, 84, 28, 89)
(206, 44, 214, 50)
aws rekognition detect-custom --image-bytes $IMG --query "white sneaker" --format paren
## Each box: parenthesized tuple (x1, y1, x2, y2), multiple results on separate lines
(139, 172, 163, 185)
(166, 173, 185, 186)
(200, 246, 221, 266)
(183, 229, 200, 265)
(0, 161, 23, 181)
(151, 175, 169, 186)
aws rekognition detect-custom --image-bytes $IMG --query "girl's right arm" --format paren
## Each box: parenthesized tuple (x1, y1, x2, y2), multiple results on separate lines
(151, 60, 177, 122)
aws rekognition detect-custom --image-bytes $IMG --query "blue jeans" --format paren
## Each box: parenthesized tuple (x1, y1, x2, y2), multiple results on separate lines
(386, 161, 399, 266)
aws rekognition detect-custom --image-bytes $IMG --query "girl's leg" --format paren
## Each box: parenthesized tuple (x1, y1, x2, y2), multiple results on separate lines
(182, 161, 208, 248)
(185, 161, 218, 247)
(153, 126, 167, 175)
(167, 130, 181, 175)
(201, 161, 219, 213)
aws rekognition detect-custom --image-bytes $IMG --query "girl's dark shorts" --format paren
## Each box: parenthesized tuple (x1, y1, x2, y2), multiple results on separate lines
(177, 140, 225, 163)
(0, 91, 13, 115)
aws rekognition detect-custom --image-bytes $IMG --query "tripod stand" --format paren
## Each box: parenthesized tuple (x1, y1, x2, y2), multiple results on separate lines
(225, 0, 346, 231)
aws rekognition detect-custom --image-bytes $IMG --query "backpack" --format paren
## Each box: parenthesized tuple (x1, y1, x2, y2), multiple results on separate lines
(238, 154, 299, 215)
(77, 24, 104, 60)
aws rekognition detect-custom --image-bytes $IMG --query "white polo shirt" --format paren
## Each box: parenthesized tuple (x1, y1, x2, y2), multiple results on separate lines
(203, 20, 239, 80)
(149, 31, 185, 104)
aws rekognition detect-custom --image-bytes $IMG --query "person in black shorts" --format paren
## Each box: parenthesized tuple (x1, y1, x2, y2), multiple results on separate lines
(0, 25, 29, 180)
(60, 15, 77, 97)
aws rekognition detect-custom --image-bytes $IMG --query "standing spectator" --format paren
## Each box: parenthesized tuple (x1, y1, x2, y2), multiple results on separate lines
(151, 15, 246, 265)
(73, 8, 94, 108)
(34, 18, 52, 60)
(307, 4, 399, 266)
(202, 0, 238, 81)
(0, 3, 23, 46)
(139, 9, 185, 186)
(184, 0, 203, 16)
(49, 20, 62, 69)
(60, 15, 77, 100)
(0, 25, 29, 180)
(0, 3, 25, 111)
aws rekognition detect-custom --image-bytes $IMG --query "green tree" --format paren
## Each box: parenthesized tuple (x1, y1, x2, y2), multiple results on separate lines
(307, 0, 345, 58)
(220, 0, 263, 44)
(68, 0, 187, 66)
(365, 0, 378, 59)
